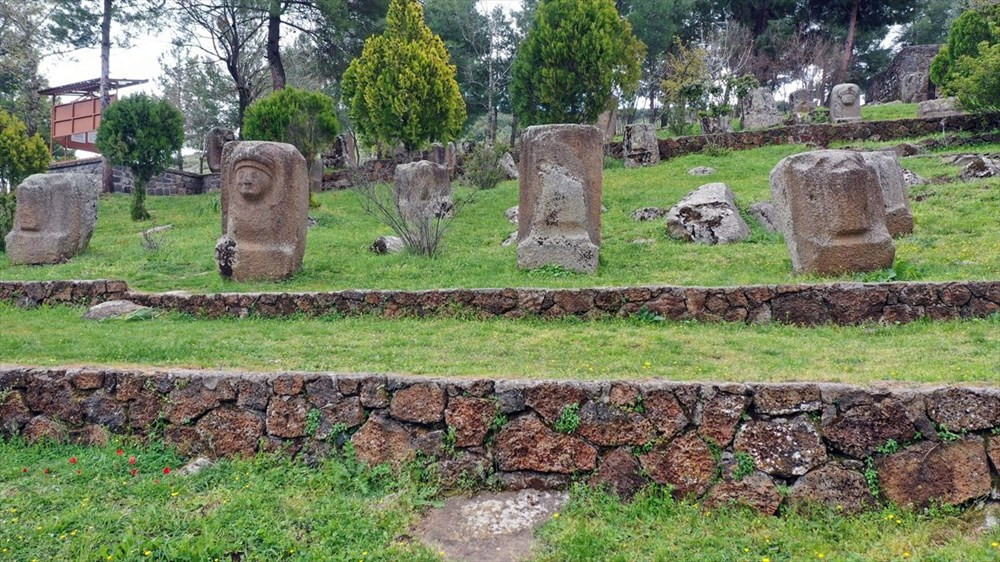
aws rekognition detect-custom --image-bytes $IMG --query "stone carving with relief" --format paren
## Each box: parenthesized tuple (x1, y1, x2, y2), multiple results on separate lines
(4, 173, 99, 265)
(830, 84, 862, 123)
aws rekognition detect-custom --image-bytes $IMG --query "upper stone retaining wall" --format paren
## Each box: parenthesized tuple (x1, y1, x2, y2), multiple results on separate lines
(1, 279, 998, 327)
(4, 365, 1000, 512)
(48, 158, 219, 196)
(607, 113, 1000, 161)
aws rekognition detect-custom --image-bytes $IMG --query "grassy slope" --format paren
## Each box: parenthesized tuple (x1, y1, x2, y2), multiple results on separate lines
(861, 103, 920, 121)
(0, 140, 997, 293)
(5, 439, 1000, 562)
(2, 304, 997, 383)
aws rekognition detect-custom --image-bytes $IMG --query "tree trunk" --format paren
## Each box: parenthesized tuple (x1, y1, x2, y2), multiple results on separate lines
(100, 0, 113, 193)
(267, 1, 286, 91)
(837, 0, 861, 86)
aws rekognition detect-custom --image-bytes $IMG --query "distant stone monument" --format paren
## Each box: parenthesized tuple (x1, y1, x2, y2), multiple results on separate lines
(205, 128, 235, 173)
(742, 88, 784, 130)
(868, 45, 942, 104)
(596, 108, 618, 141)
(790, 89, 814, 115)
(770, 150, 895, 275)
(215, 141, 309, 281)
(394, 160, 453, 225)
(861, 151, 915, 237)
(329, 132, 358, 169)
(918, 97, 965, 119)
(4, 173, 99, 265)
(830, 84, 862, 123)
(517, 124, 602, 274)
(623, 123, 659, 168)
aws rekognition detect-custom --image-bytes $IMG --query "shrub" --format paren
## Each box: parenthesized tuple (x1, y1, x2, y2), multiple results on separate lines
(510, 0, 644, 126)
(242, 87, 340, 178)
(462, 143, 509, 190)
(930, 7, 999, 93)
(97, 95, 184, 221)
(341, 0, 466, 152)
(0, 110, 50, 250)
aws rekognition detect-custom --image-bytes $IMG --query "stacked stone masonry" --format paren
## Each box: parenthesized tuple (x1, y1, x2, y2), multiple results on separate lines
(4, 365, 1000, 512)
(1, 279, 998, 327)
(48, 158, 219, 196)
(608, 113, 1000, 162)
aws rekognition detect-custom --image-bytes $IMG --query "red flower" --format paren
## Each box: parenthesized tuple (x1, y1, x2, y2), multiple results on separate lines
(21, 467, 27, 473)
(69, 457, 78, 465)
(43, 468, 50, 475)
(128, 456, 136, 465)
(130, 468, 138, 477)
(116, 449, 124, 456)
(163, 467, 171, 475)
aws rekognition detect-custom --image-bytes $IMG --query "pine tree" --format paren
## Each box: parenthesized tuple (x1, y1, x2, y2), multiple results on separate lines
(341, 0, 466, 152)
(510, 0, 645, 126)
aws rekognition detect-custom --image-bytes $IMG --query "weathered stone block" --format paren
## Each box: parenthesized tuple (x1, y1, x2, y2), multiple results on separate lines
(876, 438, 990, 508)
(496, 414, 597, 474)
(390, 383, 446, 424)
(860, 152, 914, 237)
(639, 432, 715, 498)
(204, 127, 235, 173)
(830, 84, 861, 123)
(5, 173, 99, 265)
(734, 419, 827, 478)
(623, 123, 659, 168)
(788, 464, 875, 514)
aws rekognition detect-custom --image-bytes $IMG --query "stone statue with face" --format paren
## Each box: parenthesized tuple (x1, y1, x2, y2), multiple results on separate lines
(830, 83, 862, 123)
(216, 141, 308, 281)
(4, 173, 99, 265)
(770, 150, 895, 275)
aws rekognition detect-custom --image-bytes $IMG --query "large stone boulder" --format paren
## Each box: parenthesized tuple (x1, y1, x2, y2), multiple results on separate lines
(205, 128, 235, 173)
(876, 437, 991, 509)
(394, 160, 453, 226)
(742, 88, 784, 130)
(860, 151, 915, 237)
(5, 173, 99, 265)
(769, 150, 896, 275)
(665, 183, 750, 244)
(215, 141, 309, 281)
(868, 45, 941, 104)
(516, 124, 602, 274)
(960, 156, 1000, 182)
(918, 97, 964, 119)
(830, 83, 862, 123)
(623, 123, 659, 168)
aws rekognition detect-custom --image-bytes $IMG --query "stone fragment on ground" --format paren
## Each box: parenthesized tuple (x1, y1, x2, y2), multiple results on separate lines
(505, 206, 519, 225)
(499, 152, 519, 180)
(417, 489, 568, 562)
(178, 457, 214, 476)
(918, 96, 965, 119)
(83, 300, 153, 321)
(502, 232, 517, 247)
(748, 202, 780, 233)
(687, 166, 715, 176)
(370, 235, 404, 255)
(666, 183, 750, 244)
(631, 207, 667, 222)
(902, 168, 926, 186)
(960, 156, 1000, 182)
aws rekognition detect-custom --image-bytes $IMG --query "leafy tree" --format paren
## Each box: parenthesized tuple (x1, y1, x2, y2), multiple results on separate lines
(949, 41, 1000, 112)
(899, 0, 962, 45)
(510, 0, 645, 127)
(342, 0, 466, 152)
(931, 7, 998, 92)
(0, 0, 52, 139)
(0, 109, 49, 251)
(96, 95, 184, 221)
(242, 86, 340, 179)
(424, 0, 490, 123)
(660, 38, 709, 135)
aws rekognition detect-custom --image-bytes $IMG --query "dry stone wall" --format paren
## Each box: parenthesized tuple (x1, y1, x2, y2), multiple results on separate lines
(1, 279, 998, 327)
(4, 365, 1000, 511)
(48, 158, 217, 196)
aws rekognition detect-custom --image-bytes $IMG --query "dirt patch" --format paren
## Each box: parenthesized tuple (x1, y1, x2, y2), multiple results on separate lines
(416, 489, 568, 561)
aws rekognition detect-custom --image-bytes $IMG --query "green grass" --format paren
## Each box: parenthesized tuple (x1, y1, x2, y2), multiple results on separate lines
(1, 140, 997, 293)
(6, 439, 1000, 561)
(0, 438, 438, 561)
(2, 303, 997, 383)
(861, 102, 920, 121)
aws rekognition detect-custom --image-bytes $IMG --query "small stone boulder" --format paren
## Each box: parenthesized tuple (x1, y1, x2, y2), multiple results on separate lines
(496, 414, 598, 474)
(369, 235, 404, 255)
(505, 206, 519, 225)
(748, 202, 780, 233)
(589, 447, 647, 500)
(918, 97, 964, 119)
(788, 464, 875, 514)
(499, 152, 518, 180)
(631, 207, 668, 222)
(704, 472, 783, 515)
(83, 300, 153, 321)
(666, 183, 750, 244)
(960, 156, 1000, 182)
(639, 432, 716, 498)
(687, 166, 716, 176)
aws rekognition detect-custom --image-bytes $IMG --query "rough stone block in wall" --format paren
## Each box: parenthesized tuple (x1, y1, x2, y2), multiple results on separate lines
(6, 366, 1000, 513)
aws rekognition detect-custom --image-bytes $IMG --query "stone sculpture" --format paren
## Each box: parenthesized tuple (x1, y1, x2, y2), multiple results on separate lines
(770, 150, 895, 275)
(868, 45, 941, 104)
(742, 88, 784, 130)
(204, 128, 235, 173)
(215, 141, 309, 281)
(623, 123, 659, 168)
(666, 183, 750, 244)
(516, 124, 602, 274)
(918, 97, 965, 119)
(860, 152, 915, 237)
(4, 173, 99, 265)
(830, 84, 862, 123)
(596, 108, 618, 141)
(394, 160, 453, 225)
(790, 90, 814, 115)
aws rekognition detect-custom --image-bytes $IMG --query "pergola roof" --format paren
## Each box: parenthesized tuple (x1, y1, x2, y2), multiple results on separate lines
(38, 78, 148, 97)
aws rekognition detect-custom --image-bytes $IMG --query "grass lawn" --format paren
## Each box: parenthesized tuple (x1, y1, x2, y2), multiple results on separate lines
(2, 303, 997, 383)
(0, 139, 997, 293)
(5, 439, 1000, 561)
(861, 103, 920, 121)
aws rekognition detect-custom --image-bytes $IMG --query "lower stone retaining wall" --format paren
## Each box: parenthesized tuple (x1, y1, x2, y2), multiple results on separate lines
(47, 158, 219, 196)
(1, 279, 998, 327)
(606, 113, 1000, 161)
(3, 365, 1000, 512)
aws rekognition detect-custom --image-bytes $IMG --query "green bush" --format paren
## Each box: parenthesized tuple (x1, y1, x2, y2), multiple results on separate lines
(930, 7, 998, 93)
(242, 87, 340, 166)
(510, 0, 644, 126)
(342, 0, 466, 152)
(462, 143, 509, 190)
(97, 95, 184, 221)
(0, 109, 50, 250)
